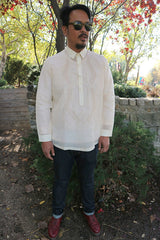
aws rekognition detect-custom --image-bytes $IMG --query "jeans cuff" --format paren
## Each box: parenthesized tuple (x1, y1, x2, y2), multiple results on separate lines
(84, 211, 94, 216)
(53, 213, 63, 219)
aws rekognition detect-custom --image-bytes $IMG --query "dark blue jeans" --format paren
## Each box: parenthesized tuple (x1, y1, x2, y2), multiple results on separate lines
(52, 144, 98, 216)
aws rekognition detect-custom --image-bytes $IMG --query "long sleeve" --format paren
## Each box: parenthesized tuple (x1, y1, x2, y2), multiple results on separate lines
(100, 58, 115, 137)
(36, 58, 53, 142)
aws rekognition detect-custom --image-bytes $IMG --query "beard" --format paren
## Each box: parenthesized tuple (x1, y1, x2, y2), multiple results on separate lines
(76, 33, 88, 50)
(76, 43, 86, 50)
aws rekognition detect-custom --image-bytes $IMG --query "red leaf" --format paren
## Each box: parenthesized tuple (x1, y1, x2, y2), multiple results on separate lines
(97, 208, 104, 214)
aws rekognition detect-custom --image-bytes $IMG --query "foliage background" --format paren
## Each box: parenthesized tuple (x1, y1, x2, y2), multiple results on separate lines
(1, 0, 160, 86)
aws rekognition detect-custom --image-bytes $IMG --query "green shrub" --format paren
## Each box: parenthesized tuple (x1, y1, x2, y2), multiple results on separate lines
(112, 70, 123, 84)
(0, 77, 7, 87)
(27, 65, 40, 91)
(115, 84, 146, 98)
(4, 57, 40, 88)
(4, 57, 30, 86)
(95, 113, 158, 204)
(24, 113, 159, 206)
(0, 85, 15, 89)
(23, 130, 54, 188)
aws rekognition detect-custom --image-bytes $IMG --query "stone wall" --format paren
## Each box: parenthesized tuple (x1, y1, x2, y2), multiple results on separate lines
(27, 91, 36, 130)
(27, 91, 160, 155)
(115, 96, 160, 155)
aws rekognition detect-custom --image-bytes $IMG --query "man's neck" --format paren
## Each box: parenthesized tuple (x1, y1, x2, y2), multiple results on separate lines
(67, 45, 85, 53)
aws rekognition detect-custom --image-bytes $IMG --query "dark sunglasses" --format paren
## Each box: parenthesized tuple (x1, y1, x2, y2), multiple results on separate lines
(68, 21, 92, 31)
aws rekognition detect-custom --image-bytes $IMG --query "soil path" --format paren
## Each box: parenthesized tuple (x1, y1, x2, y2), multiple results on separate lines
(1, 129, 160, 240)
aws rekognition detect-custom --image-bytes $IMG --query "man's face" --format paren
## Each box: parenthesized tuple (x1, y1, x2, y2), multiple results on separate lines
(63, 9, 90, 52)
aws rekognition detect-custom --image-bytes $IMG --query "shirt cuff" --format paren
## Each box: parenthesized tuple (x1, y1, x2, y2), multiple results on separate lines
(38, 134, 52, 142)
(100, 129, 112, 137)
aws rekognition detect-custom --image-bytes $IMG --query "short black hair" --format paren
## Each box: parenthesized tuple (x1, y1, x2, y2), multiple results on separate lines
(60, 4, 91, 26)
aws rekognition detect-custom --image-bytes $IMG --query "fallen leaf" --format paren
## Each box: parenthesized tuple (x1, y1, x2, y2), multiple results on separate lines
(14, 145, 21, 152)
(117, 170, 122, 176)
(59, 228, 69, 238)
(71, 207, 74, 212)
(59, 229, 65, 238)
(11, 161, 19, 167)
(34, 235, 39, 238)
(22, 157, 29, 162)
(120, 206, 125, 211)
(38, 221, 47, 229)
(25, 184, 34, 193)
(128, 193, 135, 202)
(39, 200, 45, 205)
(150, 214, 156, 223)
(133, 220, 138, 224)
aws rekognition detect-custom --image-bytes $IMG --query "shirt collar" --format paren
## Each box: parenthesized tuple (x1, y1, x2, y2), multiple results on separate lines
(65, 46, 87, 59)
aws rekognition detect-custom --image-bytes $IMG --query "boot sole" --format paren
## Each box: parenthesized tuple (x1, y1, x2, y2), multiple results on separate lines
(89, 228, 101, 236)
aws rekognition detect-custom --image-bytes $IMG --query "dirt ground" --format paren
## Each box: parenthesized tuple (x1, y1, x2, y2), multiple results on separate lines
(1, 129, 160, 240)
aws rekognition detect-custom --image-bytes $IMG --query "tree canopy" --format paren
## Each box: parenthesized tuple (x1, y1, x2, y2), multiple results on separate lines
(0, 0, 160, 83)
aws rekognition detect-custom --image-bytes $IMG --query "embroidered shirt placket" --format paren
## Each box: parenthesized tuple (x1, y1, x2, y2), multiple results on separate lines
(76, 54, 84, 106)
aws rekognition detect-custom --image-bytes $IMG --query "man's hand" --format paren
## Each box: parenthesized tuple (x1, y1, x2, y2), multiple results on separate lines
(41, 141, 55, 160)
(98, 136, 110, 153)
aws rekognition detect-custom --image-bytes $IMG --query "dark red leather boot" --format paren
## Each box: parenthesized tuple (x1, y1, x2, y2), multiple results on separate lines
(84, 213, 101, 236)
(48, 216, 62, 239)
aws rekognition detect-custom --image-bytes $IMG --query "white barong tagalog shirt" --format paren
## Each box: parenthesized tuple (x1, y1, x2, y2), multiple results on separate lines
(36, 46, 115, 151)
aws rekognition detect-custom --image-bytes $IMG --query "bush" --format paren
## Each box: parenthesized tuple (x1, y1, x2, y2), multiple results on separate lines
(24, 113, 159, 206)
(4, 57, 40, 88)
(4, 57, 30, 86)
(115, 84, 146, 98)
(23, 130, 53, 188)
(27, 65, 40, 92)
(95, 113, 158, 204)
(0, 77, 7, 87)
(142, 85, 160, 98)
(112, 70, 123, 84)
(0, 85, 15, 89)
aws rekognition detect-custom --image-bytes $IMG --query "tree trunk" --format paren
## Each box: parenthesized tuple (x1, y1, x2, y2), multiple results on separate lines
(135, 65, 140, 85)
(56, 22, 65, 53)
(0, 33, 7, 79)
(50, 0, 70, 53)
(26, 2, 41, 70)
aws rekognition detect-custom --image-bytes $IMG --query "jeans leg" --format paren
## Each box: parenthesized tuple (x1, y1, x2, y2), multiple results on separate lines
(76, 144, 98, 214)
(52, 146, 74, 216)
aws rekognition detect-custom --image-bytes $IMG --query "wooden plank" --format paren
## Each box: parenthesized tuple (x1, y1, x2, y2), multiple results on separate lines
(0, 106, 29, 112)
(0, 88, 31, 130)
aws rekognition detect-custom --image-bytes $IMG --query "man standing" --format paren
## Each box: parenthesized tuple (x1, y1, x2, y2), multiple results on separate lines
(36, 4, 115, 239)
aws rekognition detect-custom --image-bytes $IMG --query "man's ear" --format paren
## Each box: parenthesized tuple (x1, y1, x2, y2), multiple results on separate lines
(62, 26, 68, 37)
